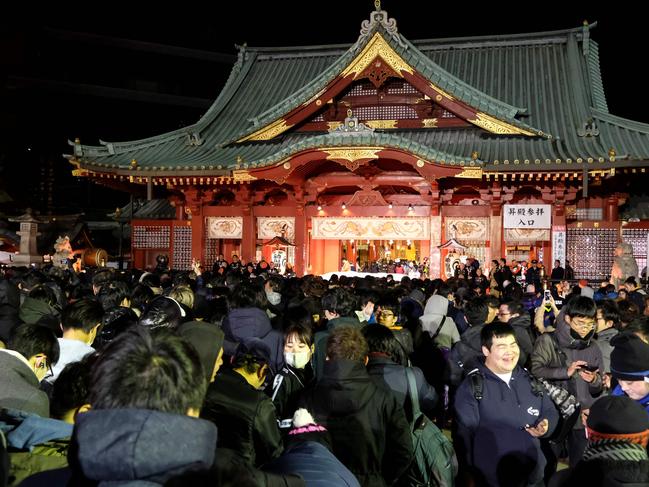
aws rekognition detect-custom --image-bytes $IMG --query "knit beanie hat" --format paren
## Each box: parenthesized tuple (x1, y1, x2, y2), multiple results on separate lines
(610, 332, 649, 381)
(287, 408, 331, 448)
(177, 322, 225, 382)
(586, 396, 649, 446)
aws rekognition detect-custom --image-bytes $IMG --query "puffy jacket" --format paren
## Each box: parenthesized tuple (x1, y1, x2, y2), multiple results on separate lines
(265, 441, 360, 487)
(0, 409, 71, 486)
(454, 364, 559, 487)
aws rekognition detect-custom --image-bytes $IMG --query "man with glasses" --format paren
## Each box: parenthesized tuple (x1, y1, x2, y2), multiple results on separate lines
(531, 296, 603, 470)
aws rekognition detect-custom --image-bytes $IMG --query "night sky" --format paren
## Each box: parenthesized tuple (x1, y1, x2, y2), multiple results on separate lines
(1, 1, 646, 216)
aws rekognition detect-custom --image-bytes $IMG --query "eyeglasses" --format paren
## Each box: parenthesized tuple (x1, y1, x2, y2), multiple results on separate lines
(571, 319, 595, 329)
(379, 311, 395, 317)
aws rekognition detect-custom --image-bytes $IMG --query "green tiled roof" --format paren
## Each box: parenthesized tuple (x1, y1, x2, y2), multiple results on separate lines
(66, 17, 649, 176)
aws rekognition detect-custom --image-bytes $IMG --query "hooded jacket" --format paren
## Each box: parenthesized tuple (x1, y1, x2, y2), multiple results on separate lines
(595, 327, 619, 374)
(71, 409, 217, 486)
(222, 307, 285, 374)
(419, 295, 460, 350)
(0, 350, 49, 418)
(299, 359, 413, 487)
(454, 364, 559, 487)
(530, 316, 604, 414)
(18, 298, 59, 328)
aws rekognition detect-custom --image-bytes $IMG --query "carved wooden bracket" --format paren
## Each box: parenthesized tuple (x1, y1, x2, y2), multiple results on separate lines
(347, 189, 389, 207)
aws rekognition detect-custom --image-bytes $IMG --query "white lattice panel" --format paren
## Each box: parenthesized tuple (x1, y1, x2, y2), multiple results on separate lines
(132, 225, 170, 249)
(566, 228, 617, 281)
(172, 226, 192, 270)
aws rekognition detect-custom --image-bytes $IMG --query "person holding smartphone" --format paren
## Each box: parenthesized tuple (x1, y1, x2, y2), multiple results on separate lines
(531, 296, 604, 469)
(534, 289, 560, 335)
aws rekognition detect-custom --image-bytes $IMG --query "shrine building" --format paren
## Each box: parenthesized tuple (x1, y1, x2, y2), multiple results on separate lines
(66, 5, 649, 280)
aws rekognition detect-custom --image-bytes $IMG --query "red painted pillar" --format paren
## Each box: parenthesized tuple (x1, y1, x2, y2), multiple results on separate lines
(310, 238, 325, 275)
(294, 208, 307, 276)
(185, 188, 204, 265)
(241, 205, 255, 264)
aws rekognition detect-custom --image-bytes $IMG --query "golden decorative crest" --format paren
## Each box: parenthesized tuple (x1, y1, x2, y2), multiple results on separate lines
(232, 170, 258, 183)
(469, 113, 536, 136)
(342, 32, 414, 79)
(324, 148, 381, 163)
(327, 121, 342, 130)
(455, 167, 484, 179)
(237, 118, 293, 142)
(422, 118, 438, 128)
(365, 120, 397, 129)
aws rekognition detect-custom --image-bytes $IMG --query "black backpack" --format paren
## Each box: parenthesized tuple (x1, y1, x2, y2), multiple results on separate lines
(447, 340, 482, 387)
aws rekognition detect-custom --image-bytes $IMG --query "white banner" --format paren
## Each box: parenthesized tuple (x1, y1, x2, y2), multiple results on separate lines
(206, 217, 243, 239)
(503, 204, 551, 229)
(312, 217, 430, 240)
(257, 217, 295, 240)
(552, 227, 566, 266)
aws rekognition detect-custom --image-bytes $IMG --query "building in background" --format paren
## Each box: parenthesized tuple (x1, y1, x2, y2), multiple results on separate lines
(66, 6, 649, 278)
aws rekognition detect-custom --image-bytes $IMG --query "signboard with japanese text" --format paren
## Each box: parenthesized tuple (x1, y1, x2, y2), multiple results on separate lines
(552, 226, 566, 266)
(503, 205, 551, 229)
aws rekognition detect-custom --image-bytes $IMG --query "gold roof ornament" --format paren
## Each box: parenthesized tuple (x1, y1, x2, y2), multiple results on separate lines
(471, 151, 479, 160)
(130, 159, 138, 169)
(374, 0, 381, 10)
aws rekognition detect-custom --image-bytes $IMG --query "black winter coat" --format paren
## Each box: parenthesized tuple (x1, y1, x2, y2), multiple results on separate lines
(268, 364, 314, 425)
(299, 359, 413, 487)
(201, 368, 283, 467)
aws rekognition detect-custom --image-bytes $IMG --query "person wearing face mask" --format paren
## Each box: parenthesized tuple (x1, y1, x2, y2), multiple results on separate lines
(268, 324, 315, 430)
(531, 296, 604, 471)
(0, 323, 59, 417)
(201, 337, 283, 468)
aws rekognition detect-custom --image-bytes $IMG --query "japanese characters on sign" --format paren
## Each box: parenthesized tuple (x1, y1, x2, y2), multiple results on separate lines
(503, 205, 551, 229)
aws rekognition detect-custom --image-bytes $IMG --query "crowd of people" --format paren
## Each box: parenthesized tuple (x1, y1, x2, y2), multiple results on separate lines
(0, 255, 648, 487)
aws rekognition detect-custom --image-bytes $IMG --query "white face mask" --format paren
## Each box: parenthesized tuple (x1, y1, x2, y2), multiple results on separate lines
(285, 350, 311, 369)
